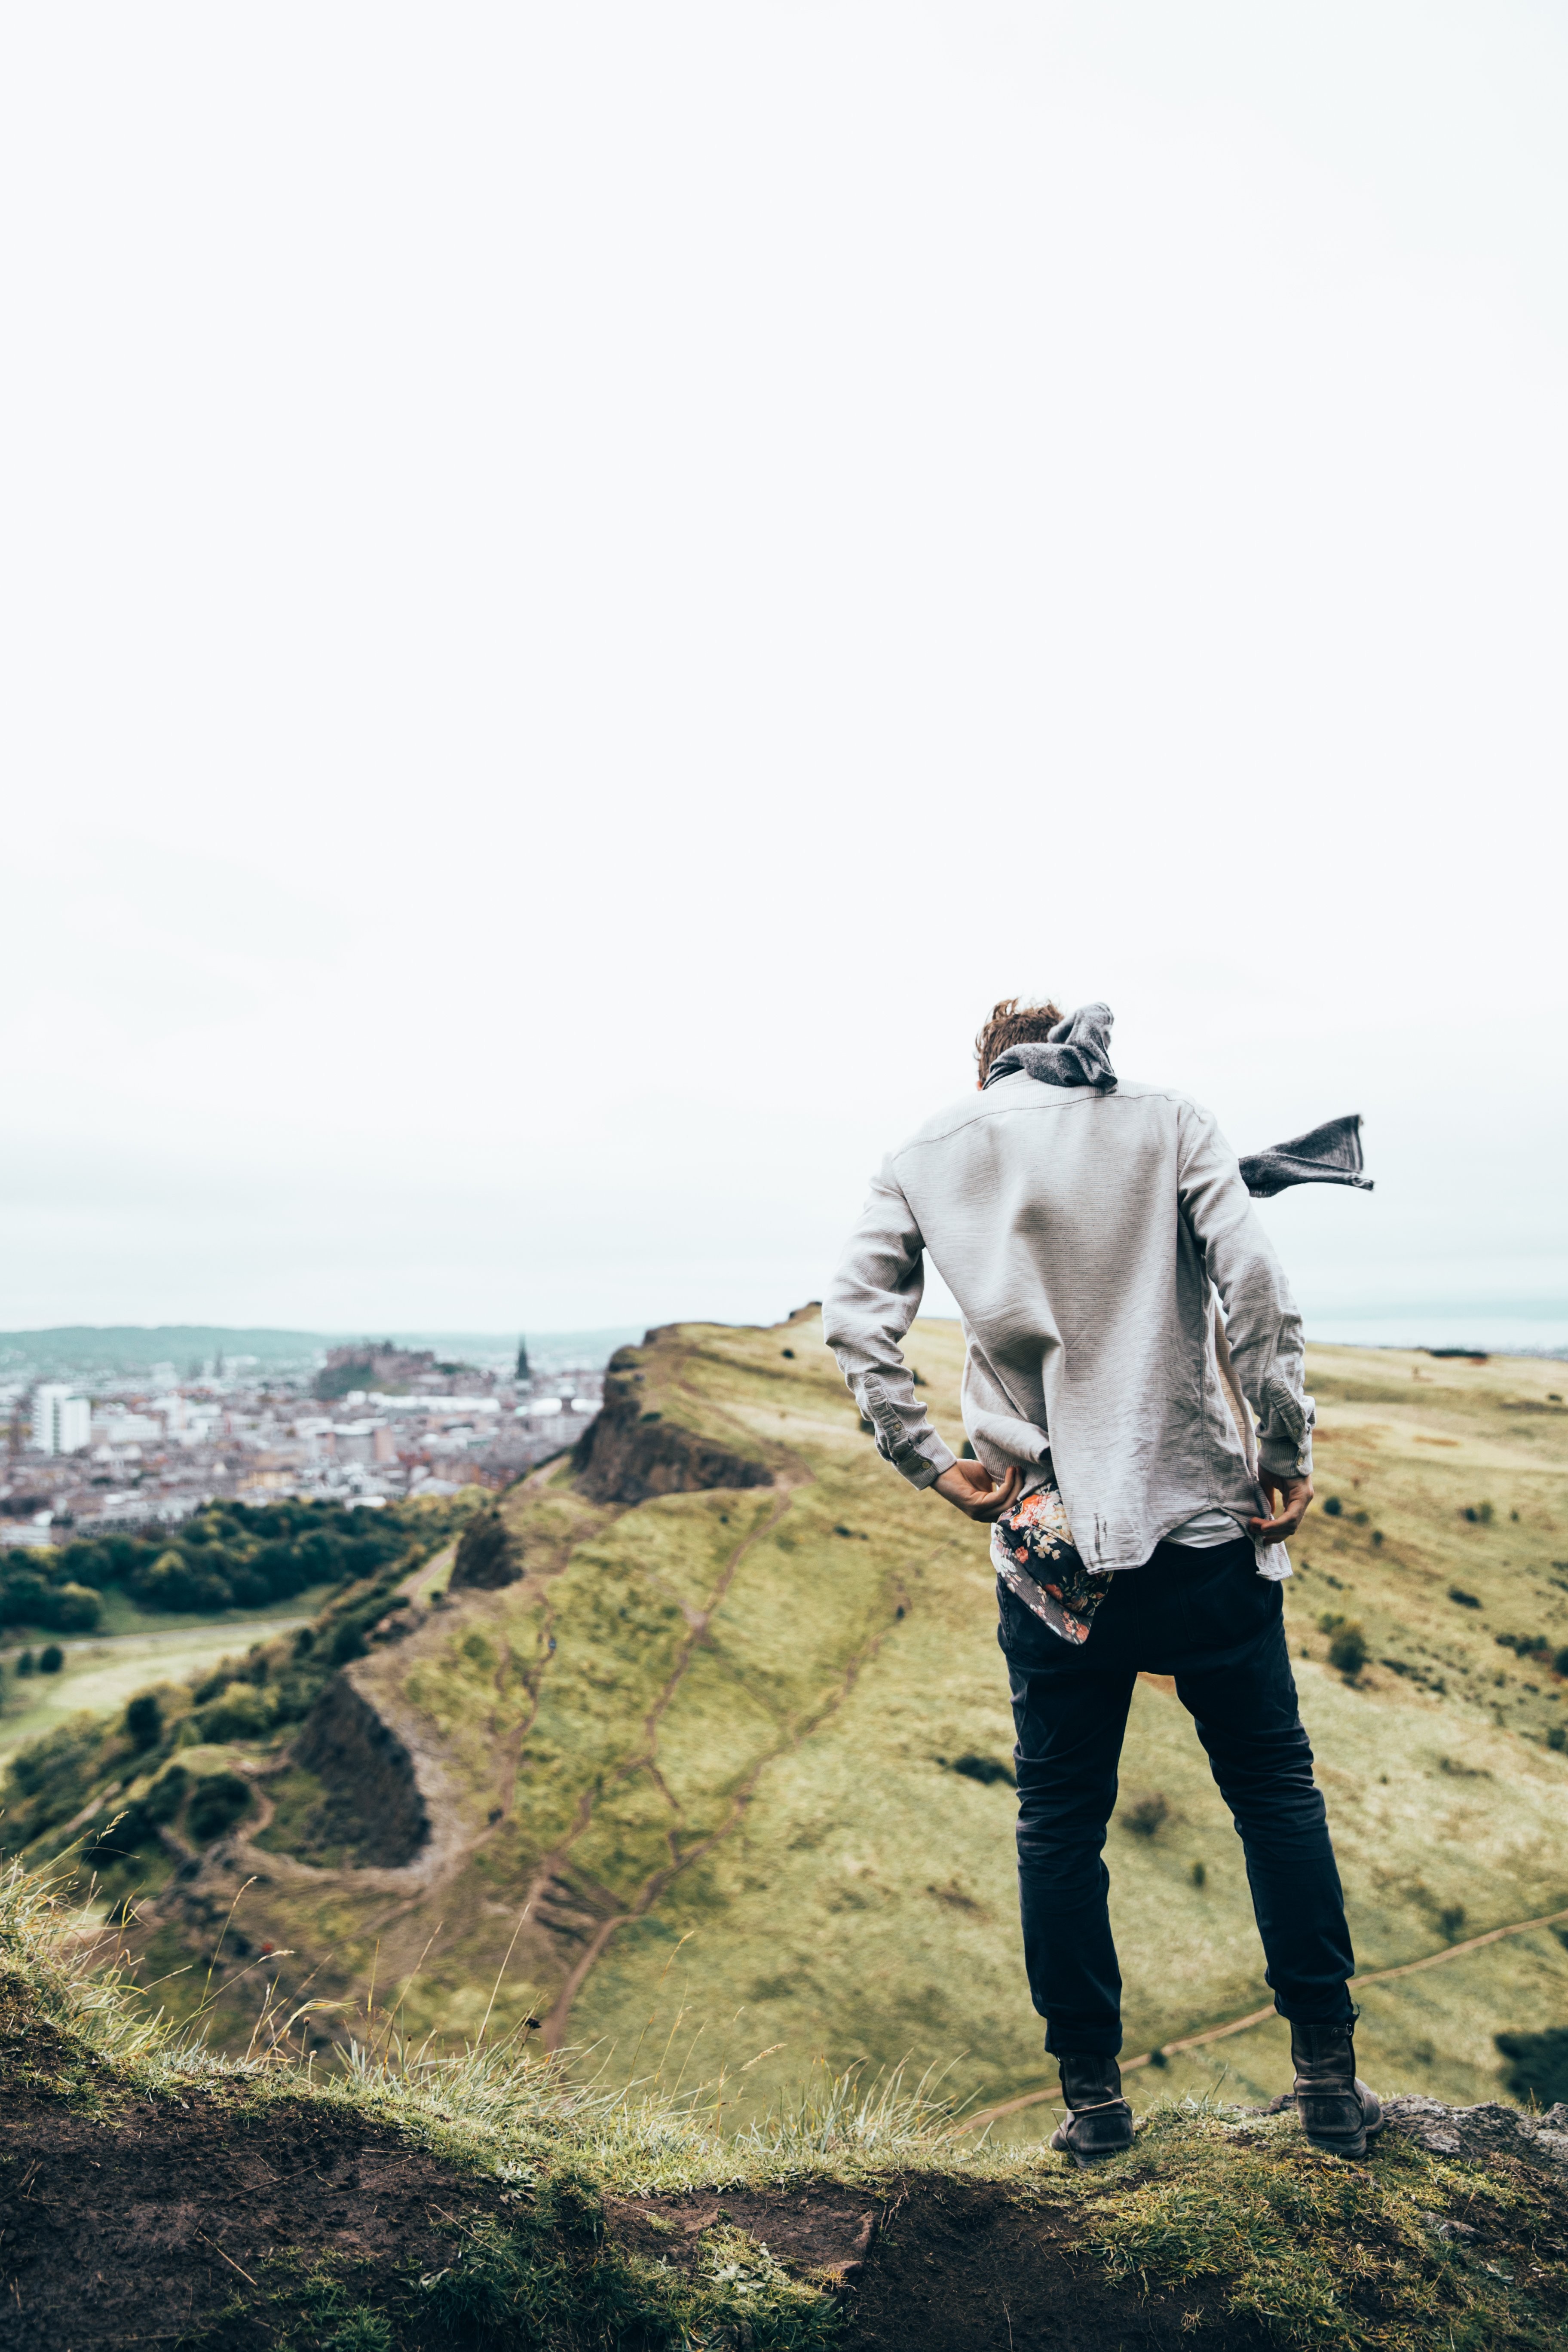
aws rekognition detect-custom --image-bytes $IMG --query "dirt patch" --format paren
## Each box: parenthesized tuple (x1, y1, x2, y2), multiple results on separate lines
(10, 1954, 1558, 2352)
(606, 2183, 881, 2282)
(617, 2174, 1260, 2350)
(820, 2175, 1259, 2352)
(0, 2081, 505, 2347)
(0, 2052, 1255, 2352)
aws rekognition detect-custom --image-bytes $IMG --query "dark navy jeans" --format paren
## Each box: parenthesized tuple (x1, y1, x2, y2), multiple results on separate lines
(998, 1535, 1355, 2057)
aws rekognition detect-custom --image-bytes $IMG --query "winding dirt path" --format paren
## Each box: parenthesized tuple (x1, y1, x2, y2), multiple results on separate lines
(536, 1490, 954, 2049)
(537, 1484, 802, 2047)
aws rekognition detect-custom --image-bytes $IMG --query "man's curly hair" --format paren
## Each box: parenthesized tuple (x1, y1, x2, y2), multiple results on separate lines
(974, 996, 1065, 1084)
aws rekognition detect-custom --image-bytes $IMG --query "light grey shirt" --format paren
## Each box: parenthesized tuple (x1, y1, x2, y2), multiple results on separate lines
(823, 1072, 1314, 1575)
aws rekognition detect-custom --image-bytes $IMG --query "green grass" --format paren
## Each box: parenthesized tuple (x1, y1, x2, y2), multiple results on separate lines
(1085, 2099, 1565, 2350)
(0, 1600, 328, 1758)
(84, 1580, 345, 1640)
(6, 1320, 1568, 2146)
(3, 1847, 1565, 2351)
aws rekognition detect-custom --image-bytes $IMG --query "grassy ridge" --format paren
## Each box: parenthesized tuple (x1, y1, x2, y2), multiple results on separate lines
(3, 1844, 1567, 2352)
(542, 1323, 1568, 2125)
(5, 1319, 1568, 2141)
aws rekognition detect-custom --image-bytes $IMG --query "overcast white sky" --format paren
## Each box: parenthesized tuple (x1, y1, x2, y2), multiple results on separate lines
(3, 2, 1564, 1348)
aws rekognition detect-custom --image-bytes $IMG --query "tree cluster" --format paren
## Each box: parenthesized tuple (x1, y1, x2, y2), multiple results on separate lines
(0, 1498, 416, 1635)
(0, 1491, 480, 1873)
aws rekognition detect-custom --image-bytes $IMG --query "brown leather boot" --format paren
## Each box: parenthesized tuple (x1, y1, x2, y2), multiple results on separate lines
(1050, 2052, 1134, 2162)
(1291, 2019, 1385, 2158)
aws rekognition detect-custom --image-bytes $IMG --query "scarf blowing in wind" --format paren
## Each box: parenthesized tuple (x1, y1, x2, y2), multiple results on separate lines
(983, 1001, 1372, 1643)
(982, 1001, 1373, 1198)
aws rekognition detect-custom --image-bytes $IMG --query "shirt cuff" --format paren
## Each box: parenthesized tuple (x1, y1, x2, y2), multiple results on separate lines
(899, 1438, 956, 1490)
(1258, 1437, 1313, 1481)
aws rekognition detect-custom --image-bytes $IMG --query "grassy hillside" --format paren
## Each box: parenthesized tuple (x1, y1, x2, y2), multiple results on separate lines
(6, 1319, 1568, 2142)
(4, 1846, 1568, 2352)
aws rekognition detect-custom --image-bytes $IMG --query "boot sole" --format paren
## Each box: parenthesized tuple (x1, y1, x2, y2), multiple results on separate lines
(1301, 2114, 1386, 2161)
(1050, 2125, 1135, 2162)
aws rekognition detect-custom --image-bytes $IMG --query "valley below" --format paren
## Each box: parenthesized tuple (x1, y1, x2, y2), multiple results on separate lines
(5, 1314, 1568, 2348)
(10, 1314, 1566, 2135)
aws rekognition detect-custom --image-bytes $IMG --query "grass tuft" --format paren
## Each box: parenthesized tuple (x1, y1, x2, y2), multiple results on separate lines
(1089, 2099, 1565, 2348)
(4, 1836, 1566, 2350)
(418, 2196, 838, 2350)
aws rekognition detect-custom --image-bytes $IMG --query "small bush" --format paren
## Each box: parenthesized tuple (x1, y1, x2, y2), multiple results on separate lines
(1496, 2024, 1568, 2106)
(16, 1650, 35, 1676)
(194, 1681, 272, 1743)
(946, 1752, 1015, 1788)
(450, 1508, 523, 1592)
(1553, 1645, 1568, 1678)
(1438, 1904, 1466, 1940)
(1190, 1860, 1206, 1888)
(185, 1770, 252, 1844)
(1548, 1724, 1567, 1753)
(132, 1547, 235, 1613)
(145, 1764, 189, 1822)
(1463, 1501, 1494, 1525)
(1322, 1496, 1343, 1517)
(0, 1573, 48, 1627)
(1327, 1623, 1368, 1678)
(125, 1693, 163, 1751)
(38, 1645, 64, 1675)
(1448, 1586, 1482, 1608)
(44, 1583, 101, 1634)
(0, 1713, 112, 1844)
(1124, 1792, 1169, 1837)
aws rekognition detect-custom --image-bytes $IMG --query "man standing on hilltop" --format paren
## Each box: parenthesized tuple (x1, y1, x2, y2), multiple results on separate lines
(823, 998, 1382, 2162)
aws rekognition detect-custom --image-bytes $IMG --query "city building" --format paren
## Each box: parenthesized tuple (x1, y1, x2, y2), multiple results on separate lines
(30, 1384, 92, 1455)
(0, 1343, 607, 1525)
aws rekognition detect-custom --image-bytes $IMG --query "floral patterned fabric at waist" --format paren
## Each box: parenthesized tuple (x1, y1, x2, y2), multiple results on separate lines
(990, 1478, 1109, 1646)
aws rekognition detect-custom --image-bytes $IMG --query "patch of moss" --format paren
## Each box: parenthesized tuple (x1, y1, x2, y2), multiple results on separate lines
(1087, 2101, 1567, 2349)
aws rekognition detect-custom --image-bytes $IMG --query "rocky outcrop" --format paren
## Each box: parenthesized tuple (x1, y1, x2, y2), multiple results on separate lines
(573, 1353, 774, 1505)
(1384, 2094, 1568, 2171)
(294, 1676, 428, 1865)
(449, 1506, 524, 1590)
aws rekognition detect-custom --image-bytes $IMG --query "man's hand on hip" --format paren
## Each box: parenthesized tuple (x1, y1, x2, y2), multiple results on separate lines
(933, 1459, 1021, 1522)
(1251, 1474, 1313, 1544)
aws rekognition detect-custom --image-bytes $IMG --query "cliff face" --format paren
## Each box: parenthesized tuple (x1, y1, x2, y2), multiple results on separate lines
(293, 1675, 429, 1865)
(572, 1351, 775, 1504)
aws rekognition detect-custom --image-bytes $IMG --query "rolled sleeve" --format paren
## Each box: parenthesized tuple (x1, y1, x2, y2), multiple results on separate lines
(823, 1162, 958, 1490)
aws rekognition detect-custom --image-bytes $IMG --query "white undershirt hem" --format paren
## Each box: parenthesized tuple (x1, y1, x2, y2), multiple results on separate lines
(1166, 1508, 1246, 1548)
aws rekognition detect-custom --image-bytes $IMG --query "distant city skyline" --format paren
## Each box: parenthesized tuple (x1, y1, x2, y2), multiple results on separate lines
(0, 1324, 643, 1380)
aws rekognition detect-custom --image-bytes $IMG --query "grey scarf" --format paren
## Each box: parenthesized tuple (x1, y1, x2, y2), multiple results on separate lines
(1237, 1114, 1371, 1200)
(984, 1002, 1372, 1199)
(983, 1001, 1118, 1092)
